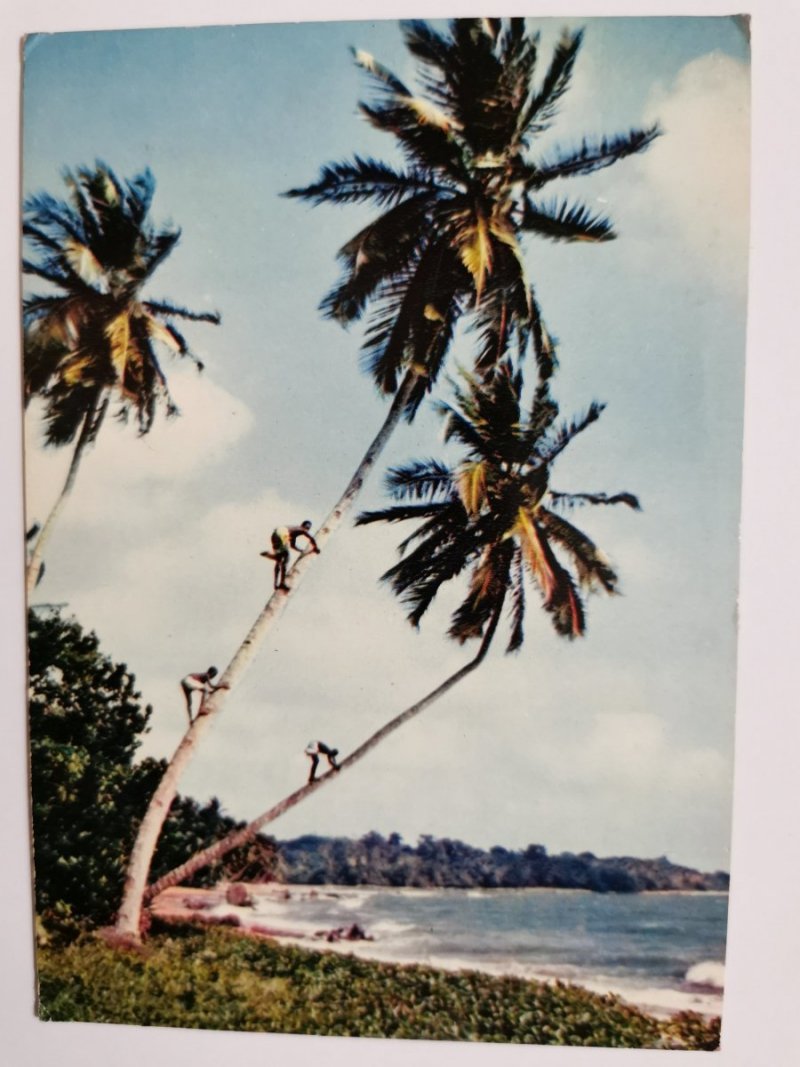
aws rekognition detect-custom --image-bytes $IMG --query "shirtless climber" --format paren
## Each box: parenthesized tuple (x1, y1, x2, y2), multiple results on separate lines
(305, 740, 340, 783)
(180, 666, 229, 725)
(260, 520, 320, 591)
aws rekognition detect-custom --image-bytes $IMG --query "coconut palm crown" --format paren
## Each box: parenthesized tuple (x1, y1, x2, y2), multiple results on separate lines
(357, 363, 640, 650)
(23, 162, 220, 446)
(287, 18, 660, 415)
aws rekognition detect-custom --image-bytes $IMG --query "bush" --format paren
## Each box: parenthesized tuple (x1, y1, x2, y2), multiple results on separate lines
(36, 926, 720, 1049)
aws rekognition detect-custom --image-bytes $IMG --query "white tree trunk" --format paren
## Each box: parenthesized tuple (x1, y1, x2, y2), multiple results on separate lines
(113, 373, 418, 940)
(145, 600, 503, 902)
(25, 395, 108, 601)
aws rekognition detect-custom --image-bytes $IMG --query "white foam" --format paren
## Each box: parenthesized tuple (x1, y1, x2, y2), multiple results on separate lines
(685, 960, 725, 990)
(368, 919, 418, 938)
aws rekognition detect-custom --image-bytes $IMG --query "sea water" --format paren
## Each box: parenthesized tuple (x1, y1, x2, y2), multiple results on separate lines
(243, 886, 728, 1017)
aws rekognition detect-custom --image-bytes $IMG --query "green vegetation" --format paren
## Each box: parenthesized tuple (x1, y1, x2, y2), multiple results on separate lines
(29, 608, 273, 931)
(37, 925, 719, 1049)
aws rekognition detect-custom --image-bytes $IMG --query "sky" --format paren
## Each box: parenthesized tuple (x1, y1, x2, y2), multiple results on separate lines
(19, 14, 751, 874)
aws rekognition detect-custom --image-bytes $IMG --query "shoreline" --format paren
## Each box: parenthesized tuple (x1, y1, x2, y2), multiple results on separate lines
(150, 884, 725, 1020)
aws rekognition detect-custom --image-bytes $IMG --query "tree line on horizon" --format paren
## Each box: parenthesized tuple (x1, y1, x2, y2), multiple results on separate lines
(23, 18, 662, 944)
(271, 832, 729, 893)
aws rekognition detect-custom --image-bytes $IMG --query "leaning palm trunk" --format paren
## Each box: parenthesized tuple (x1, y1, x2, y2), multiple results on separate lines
(25, 393, 109, 600)
(145, 599, 502, 901)
(113, 372, 419, 940)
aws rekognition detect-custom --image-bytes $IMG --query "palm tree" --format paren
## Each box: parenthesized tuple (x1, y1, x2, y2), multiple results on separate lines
(359, 363, 640, 648)
(287, 17, 660, 411)
(141, 364, 639, 901)
(112, 18, 657, 941)
(23, 163, 220, 597)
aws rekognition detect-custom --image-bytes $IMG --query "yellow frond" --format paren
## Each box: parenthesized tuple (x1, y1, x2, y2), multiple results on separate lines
(101, 172, 119, 205)
(63, 239, 104, 287)
(457, 461, 487, 516)
(146, 316, 180, 352)
(458, 215, 493, 303)
(423, 303, 445, 322)
(62, 355, 92, 386)
(398, 95, 459, 131)
(353, 49, 377, 72)
(515, 507, 555, 602)
(105, 313, 131, 379)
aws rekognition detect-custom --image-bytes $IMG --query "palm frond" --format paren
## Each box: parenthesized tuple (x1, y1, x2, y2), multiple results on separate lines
(517, 512, 586, 637)
(321, 193, 435, 324)
(521, 198, 616, 243)
(285, 157, 438, 208)
(358, 98, 466, 177)
(355, 502, 447, 528)
(456, 460, 489, 515)
(138, 229, 182, 282)
(535, 401, 605, 466)
(518, 29, 583, 138)
(527, 286, 558, 380)
(527, 125, 661, 188)
(142, 300, 220, 324)
(370, 507, 473, 627)
(470, 256, 532, 375)
(401, 20, 454, 77)
(359, 237, 466, 398)
(385, 459, 455, 502)
(449, 540, 512, 643)
(402, 284, 465, 419)
(22, 257, 96, 297)
(538, 507, 619, 594)
(549, 490, 641, 511)
(438, 399, 490, 455)
(351, 47, 412, 98)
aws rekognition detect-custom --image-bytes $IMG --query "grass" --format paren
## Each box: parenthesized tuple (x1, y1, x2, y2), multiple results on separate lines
(36, 923, 720, 1049)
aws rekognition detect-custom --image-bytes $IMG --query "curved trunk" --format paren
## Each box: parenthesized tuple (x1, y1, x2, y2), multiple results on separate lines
(25, 393, 109, 600)
(145, 599, 503, 902)
(113, 372, 418, 940)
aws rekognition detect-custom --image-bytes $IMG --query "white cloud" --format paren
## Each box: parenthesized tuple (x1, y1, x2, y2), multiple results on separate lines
(636, 52, 750, 289)
(24, 366, 254, 527)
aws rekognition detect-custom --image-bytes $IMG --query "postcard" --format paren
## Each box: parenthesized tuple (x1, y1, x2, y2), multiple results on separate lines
(21, 13, 749, 1051)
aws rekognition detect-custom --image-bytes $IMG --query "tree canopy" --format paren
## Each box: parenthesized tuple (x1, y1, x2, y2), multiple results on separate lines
(23, 162, 220, 446)
(288, 18, 659, 415)
(357, 361, 640, 649)
(28, 609, 265, 930)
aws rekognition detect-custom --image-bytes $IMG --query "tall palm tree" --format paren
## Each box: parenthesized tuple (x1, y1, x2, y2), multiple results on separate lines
(113, 18, 656, 941)
(287, 17, 660, 411)
(23, 163, 220, 597)
(141, 364, 639, 901)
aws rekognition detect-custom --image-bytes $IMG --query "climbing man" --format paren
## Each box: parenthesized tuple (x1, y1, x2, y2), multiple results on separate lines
(180, 666, 228, 725)
(305, 740, 340, 783)
(260, 520, 320, 591)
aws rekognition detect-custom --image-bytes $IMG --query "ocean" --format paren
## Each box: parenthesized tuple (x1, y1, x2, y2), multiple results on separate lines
(209, 885, 728, 1019)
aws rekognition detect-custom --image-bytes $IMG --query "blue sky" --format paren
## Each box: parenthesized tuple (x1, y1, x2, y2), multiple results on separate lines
(21, 15, 750, 872)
